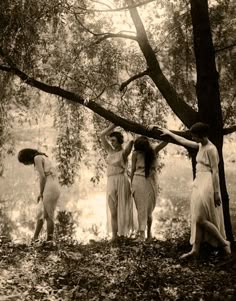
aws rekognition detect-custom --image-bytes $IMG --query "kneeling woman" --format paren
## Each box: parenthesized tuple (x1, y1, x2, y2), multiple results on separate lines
(131, 136, 168, 241)
(18, 148, 60, 242)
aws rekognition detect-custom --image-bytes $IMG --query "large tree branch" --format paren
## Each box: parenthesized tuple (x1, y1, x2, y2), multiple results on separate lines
(223, 126, 236, 135)
(0, 50, 162, 138)
(0, 65, 13, 72)
(2, 60, 234, 140)
(119, 69, 149, 91)
(0, 51, 198, 147)
(126, 0, 198, 128)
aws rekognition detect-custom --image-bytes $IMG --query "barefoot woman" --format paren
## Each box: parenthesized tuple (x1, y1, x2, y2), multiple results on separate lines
(160, 123, 231, 258)
(131, 136, 168, 241)
(18, 148, 60, 242)
(100, 124, 134, 241)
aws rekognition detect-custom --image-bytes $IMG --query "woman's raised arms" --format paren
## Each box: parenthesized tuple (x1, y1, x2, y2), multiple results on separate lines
(154, 141, 168, 154)
(123, 140, 134, 160)
(100, 124, 116, 152)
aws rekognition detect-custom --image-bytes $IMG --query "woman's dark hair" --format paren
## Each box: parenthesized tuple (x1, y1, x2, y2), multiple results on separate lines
(190, 122, 209, 138)
(18, 148, 47, 165)
(134, 136, 155, 178)
(109, 131, 124, 145)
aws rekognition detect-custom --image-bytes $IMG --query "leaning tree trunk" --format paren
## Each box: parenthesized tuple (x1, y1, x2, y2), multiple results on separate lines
(190, 0, 234, 241)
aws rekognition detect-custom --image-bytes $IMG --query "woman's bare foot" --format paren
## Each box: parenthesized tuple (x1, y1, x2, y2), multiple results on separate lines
(134, 231, 145, 242)
(30, 238, 40, 246)
(146, 233, 153, 242)
(223, 241, 231, 256)
(110, 236, 118, 243)
(179, 250, 198, 260)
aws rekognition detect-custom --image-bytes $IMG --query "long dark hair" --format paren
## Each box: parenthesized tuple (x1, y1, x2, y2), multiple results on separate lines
(18, 148, 48, 165)
(134, 136, 155, 177)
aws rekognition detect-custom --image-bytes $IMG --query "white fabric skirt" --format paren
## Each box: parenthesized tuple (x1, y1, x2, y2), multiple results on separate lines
(106, 173, 134, 236)
(190, 171, 226, 246)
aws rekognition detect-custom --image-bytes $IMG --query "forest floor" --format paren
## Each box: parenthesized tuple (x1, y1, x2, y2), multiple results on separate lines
(1, 234, 236, 301)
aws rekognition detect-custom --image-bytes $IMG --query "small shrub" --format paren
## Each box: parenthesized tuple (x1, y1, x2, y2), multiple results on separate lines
(54, 210, 76, 243)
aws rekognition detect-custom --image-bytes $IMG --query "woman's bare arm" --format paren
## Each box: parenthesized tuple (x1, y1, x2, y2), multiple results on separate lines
(161, 129, 199, 149)
(123, 140, 134, 160)
(207, 146, 221, 206)
(100, 124, 116, 152)
(34, 156, 46, 200)
(154, 141, 168, 154)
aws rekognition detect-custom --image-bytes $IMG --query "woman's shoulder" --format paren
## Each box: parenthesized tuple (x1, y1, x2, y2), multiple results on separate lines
(207, 142, 217, 151)
(34, 154, 50, 165)
(34, 154, 43, 162)
(206, 142, 218, 157)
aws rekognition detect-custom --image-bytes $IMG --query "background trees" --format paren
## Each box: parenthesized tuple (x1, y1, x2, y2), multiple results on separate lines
(0, 0, 235, 240)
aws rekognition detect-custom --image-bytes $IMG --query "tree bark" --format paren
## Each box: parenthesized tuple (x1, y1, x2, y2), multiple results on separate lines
(127, 0, 198, 128)
(190, 0, 233, 241)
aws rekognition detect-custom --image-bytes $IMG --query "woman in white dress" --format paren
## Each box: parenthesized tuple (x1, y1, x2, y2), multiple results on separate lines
(18, 148, 60, 242)
(131, 136, 168, 241)
(159, 122, 231, 258)
(100, 124, 134, 242)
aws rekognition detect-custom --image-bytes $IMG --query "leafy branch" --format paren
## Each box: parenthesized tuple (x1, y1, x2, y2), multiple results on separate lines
(0, 48, 235, 140)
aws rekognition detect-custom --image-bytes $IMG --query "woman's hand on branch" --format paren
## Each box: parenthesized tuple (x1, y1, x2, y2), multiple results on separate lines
(126, 131, 135, 141)
(110, 123, 116, 130)
(160, 128, 172, 136)
(101, 123, 116, 137)
(146, 125, 172, 138)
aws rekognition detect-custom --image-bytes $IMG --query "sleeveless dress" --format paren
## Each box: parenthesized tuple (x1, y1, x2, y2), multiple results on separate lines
(190, 143, 226, 246)
(35, 155, 60, 221)
(106, 150, 133, 236)
(132, 151, 158, 232)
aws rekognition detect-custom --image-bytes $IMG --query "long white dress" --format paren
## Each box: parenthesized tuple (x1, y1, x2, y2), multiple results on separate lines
(190, 143, 226, 246)
(35, 155, 60, 220)
(132, 151, 158, 232)
(106, 150, 133, 236)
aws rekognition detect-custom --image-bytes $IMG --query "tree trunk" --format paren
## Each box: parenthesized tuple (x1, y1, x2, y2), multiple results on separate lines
(190, 0, 234, 241)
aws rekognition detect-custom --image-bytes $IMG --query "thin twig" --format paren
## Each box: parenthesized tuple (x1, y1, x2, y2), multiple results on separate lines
(73, 0, 156, 13)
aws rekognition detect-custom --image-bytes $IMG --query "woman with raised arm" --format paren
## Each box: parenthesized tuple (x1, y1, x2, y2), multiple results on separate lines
(100, 124, 134, 242)
(18, 148, 60, 243)
(160, 122, 231, 258)
(130, 136, 168, 241)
